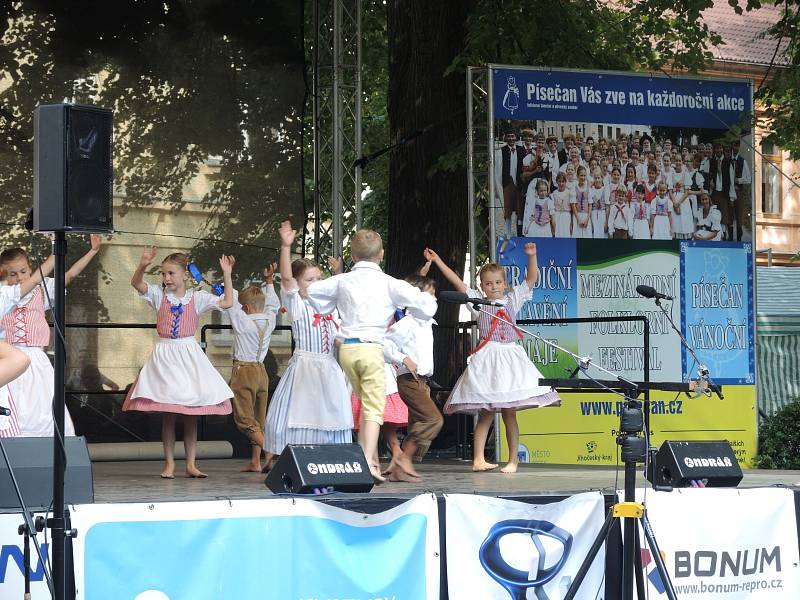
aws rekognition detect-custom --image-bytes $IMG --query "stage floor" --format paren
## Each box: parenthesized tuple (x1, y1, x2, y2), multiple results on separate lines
(91, 459, 800, 504)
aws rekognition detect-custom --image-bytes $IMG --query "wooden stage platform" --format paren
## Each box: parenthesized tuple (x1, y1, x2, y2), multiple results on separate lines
(91, 458, 800, 505)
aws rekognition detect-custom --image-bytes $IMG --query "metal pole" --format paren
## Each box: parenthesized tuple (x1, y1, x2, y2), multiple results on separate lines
(332, 0, 343, 256)
(354, 0, 363, 230)
(312, 0, 322, 261)
(52, 232, 67, 600)
(466, 66, 477, 289)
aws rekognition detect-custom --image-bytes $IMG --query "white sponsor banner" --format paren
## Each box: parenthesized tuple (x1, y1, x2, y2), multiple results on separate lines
(633, 487, 800, 599)
(70, 495, 440, 600)
(0, 512, 50, 600)
(446, 492, 606, 599)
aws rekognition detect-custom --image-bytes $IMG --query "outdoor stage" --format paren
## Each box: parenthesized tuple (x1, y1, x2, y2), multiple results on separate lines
(91, 458, 800, 504)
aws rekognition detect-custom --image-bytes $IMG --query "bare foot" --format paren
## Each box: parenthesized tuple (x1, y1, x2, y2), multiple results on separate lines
(472, 460, 499, 472)
(185, 466, 208, 478)
(369, 465, 386, 484)
(240, 463, 262, 473)
(394, 453, 420, 478)
(500, 462, 519, 474)
(387, 467, 422, 483)
(161, 463, 175, 479)
(381, 458, 397, 476)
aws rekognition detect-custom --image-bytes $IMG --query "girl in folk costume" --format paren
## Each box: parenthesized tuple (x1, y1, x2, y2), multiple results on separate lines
(571, 165, 592, 238)
(650, 181, 674, 240)
(624, 165, 638, 202)
(0, 260, 55, 438)
(609, 185, 633, 240)
(564, 162, 578, 195)
(630, 184, 652, 240)
(522, 179, 555, 238)
(263, 221, 352, 459)
(552, 172, 573, 238)
(659, 154, 675, 189)
(589, 172, 609, 239)
(605, 165, 622, 196)
(643, 164, 659, 206)
(124, 248, 234, 479)
(693, 192, 723, 241)
(0, 238, 101, 437)
(433, 244, 560, 473)
(670, 156, 696, 240)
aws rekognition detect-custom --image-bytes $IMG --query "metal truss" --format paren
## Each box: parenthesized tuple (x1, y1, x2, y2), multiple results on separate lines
(311, 0, 362, 264)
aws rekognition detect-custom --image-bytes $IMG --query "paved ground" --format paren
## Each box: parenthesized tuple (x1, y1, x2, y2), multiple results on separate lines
(91, 458, 800, 504)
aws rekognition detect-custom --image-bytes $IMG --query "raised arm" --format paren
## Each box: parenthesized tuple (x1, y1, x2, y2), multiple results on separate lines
(423, 248, 466, 293)
(261, 263, 280, 312)
(131, 245, 157, 295)
(218, 255, 235, 309)
(278, 220, 297, 291)
(19, 255, 55, 297)
(524, 242, 539, 289)
(65, 235, 102, 285)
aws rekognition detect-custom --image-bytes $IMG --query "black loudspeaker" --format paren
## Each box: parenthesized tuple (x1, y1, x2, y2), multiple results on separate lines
(33, 103, 113, 233)
(646, 440, 743, 488)
(0, 437, 94, 511)
(265, 444, 374, 494)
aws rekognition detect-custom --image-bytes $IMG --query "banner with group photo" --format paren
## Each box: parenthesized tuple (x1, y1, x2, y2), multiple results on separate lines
(70, 495, 440, 600)
(0, 512, 49, 600)
(445, 492, 606, 599)
(489, 65, 756, 467)
(632, 487, 800, 598)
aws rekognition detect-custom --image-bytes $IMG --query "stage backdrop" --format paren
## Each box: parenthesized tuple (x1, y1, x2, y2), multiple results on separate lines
(488, 66, 756, 466)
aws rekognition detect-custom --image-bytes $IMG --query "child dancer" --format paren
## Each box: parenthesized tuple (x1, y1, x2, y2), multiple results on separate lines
(572, 166, 592, 238)
(552, 172, 573, 238)
(522, 179, 555, 238)
(263, 221, 353, 464)
(307, 228, 437, 482)
(630, 184, 652, 240)
(222, 260, 280, 473)
(650, 182, 673, 240)
(124, 247, 234, 479)
(589, 171, 609, 239)
(432, 244, 560, 473)
(0, 237, 101, 437)
(609, 186, 633, 240)
(382, 268, 443, 483)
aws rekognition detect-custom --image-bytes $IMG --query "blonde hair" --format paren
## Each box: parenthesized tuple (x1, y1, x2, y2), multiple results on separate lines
(239, 286, 266, 312)
(162, 253, 189, 270)
(351, 229, 383, 262)
(478, 263, 506, 285)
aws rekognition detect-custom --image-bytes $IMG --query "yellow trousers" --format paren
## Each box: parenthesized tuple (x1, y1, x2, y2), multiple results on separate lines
(338, 343, 386, 425)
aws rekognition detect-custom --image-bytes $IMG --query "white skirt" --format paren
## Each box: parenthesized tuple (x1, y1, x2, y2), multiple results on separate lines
(128, 337, 233, 407)
(444, 341, 561, 414)
(6, 346, 75, 437)
(632, 219, 651, 240)
(524, 222, 553, 238)
(0, 385, 17, 436)
(651, 215, 672, 240)
(264, 350, 352, 455)
(572, 213, 592, 238)
(591, 210, 607, 238)
(553, 212, 572, 237)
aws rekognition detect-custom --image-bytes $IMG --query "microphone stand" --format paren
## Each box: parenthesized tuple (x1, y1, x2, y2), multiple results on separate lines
(651, 297, 723, 400)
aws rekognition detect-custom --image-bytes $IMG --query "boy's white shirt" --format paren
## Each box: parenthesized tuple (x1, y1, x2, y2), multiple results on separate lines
(226, 283, 280, 362)
(384, 314, 436, 378)
(306, 261, 438, 343)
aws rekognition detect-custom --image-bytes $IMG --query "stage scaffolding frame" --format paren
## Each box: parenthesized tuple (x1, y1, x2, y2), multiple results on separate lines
(311, 0, 363, 263)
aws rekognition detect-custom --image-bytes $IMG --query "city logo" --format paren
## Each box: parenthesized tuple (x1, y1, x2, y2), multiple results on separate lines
(502, 76, 519, 115)
(586, 441, 598, 454)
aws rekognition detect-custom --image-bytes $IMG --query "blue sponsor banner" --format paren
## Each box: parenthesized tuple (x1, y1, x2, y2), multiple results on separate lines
(492, 67, 752, 128)
(680, 241, 755, 385)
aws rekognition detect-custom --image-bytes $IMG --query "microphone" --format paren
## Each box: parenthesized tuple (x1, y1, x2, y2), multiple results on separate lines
(0, 406, 11, 416)
(635, 284, 673, 301)
(439, 290, 503, 307)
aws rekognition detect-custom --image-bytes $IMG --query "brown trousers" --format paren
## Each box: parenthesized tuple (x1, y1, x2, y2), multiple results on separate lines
(396, 373, 443, 452)
(503, 183, 523, 222)
(612, 229, 629, 240)
(711, 190, 732, 226)
(230, 361, 269, 445)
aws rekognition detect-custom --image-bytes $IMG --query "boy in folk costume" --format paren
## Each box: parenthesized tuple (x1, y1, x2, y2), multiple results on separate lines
(221, 260, 280, 473)
(307, 230, 438, 482)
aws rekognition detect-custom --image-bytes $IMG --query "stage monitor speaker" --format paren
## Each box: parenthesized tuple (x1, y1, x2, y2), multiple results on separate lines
(33, 103, 113, 233)
(0, 436, 94, 511)
(646, 440, 743, 488)
(265, 443, 374, 494)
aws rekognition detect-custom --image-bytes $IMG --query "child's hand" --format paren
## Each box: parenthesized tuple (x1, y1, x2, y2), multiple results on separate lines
(219, 255, 235, 273)
(523, 242, 537, 255)
(89, 234, 102, 252)
(418, 259, 432, 277)
(402, 356, 419, 380)
(326, 256, 343, 274)
(139, 245, 157, 267)
(423, 248, 439, 263)
(279, 220, 297, 248)
(263, 262, 277, 281)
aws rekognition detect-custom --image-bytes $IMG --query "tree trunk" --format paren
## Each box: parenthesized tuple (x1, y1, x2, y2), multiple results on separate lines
(386, 0, 472, 386)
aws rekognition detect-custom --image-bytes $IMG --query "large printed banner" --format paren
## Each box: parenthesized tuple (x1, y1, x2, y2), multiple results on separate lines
(0, 512, 49, 600)
(493, 67, 752, 128)
(633, 488, 800, 598)
(69, 496, 440, 600)
(446, 492, 606, 599)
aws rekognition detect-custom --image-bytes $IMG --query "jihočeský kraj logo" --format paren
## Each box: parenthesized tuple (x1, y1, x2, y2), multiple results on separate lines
(479, 519, 574, 599)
